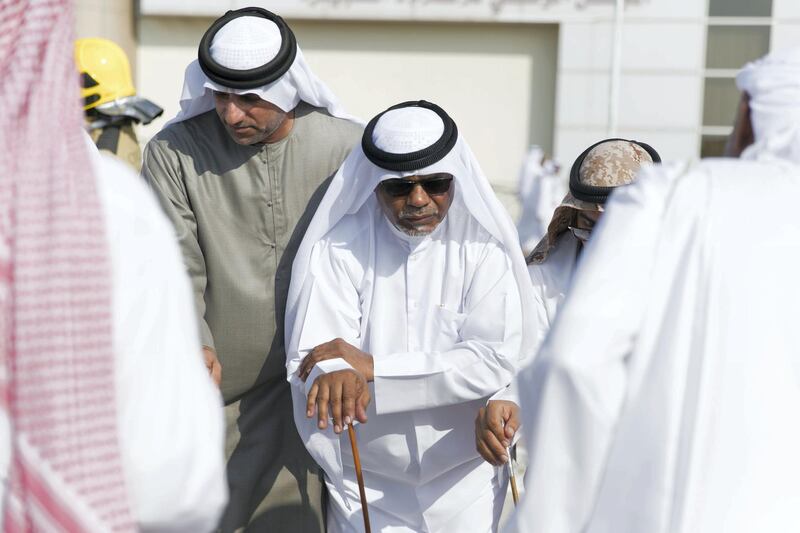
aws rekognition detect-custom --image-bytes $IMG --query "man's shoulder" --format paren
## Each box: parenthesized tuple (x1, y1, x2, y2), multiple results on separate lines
(309, 213, 373, 286)
(454, 210, 507, 259)
(148, 111, 223, 151)
(295, 103, 363, 149)
(696, 157, 800, 182)
(694, 157, 800, 211)
(322, 212, 372, 252)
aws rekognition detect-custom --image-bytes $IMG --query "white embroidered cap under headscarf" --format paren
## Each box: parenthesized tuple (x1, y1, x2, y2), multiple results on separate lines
(371, 106, 445, 153)
(167, 11, 360, 126)
(736, 46, 800, 164)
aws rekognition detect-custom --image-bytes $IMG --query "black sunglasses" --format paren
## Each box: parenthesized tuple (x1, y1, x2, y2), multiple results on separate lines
(380, 176, 453, 198)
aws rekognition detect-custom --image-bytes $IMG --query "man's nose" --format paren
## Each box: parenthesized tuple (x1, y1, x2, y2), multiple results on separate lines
(222, 100, 246, 125)
(407, 184, 431, 208)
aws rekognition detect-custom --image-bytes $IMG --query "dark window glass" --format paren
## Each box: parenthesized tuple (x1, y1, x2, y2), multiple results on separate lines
(709, 0, 772, 17)
(706, 26, 771, 70)
(703, 77, 741, 127)
(700, 135, 729, 158)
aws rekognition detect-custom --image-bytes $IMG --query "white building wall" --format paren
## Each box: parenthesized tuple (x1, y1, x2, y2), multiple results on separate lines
(554, 1, 706, 168)
(74, 0, 136, 73)
(773, 0, 800, 50)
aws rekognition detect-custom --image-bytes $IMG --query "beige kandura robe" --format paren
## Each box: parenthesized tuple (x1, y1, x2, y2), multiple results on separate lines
(143, 102, 362, 533)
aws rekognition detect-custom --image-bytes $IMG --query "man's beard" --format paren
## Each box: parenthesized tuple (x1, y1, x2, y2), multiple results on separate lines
(400, 226, 433, 237)
(251, 115, 287, 144)
(397, 207, 439, 236)
(241, 119, 283, 145)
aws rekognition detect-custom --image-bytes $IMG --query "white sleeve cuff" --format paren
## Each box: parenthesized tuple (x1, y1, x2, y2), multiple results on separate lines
(489, 382, 520, 405)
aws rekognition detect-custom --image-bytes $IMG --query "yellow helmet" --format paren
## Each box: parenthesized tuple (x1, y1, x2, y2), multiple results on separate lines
(75, 38, 136, 110)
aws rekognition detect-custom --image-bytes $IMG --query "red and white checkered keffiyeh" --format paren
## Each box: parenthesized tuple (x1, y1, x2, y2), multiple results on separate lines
(0, 0, 135, 531)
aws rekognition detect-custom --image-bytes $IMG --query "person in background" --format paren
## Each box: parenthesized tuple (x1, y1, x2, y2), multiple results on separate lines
(516, 145, 562, 254)
(475, 139, 660, 469)
(76, 37, 163, 171)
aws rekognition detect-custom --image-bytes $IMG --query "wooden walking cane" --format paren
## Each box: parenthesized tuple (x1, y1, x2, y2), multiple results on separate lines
(506, 445, 519, 506)
(348, 424, 372, 533)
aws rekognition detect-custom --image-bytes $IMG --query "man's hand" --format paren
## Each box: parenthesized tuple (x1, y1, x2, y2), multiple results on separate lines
(306, 369, 370, 434)
(297, 338, 374, 382)
(203, 346, 222, 387)
(475, 400, 520, 466)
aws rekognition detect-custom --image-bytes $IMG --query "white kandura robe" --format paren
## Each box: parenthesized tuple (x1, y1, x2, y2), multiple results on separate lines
(505, 159, 800, 533)
(293, 201, 522, 533)
(491, 234, 578, 405)
(527, 233, 580, 329)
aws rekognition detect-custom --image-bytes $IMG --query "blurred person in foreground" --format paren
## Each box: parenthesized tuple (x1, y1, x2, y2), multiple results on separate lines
(0, 0, 226, 530)
(475, 139, 660, 469)
(76, 37, 163, 171)
(504, 47, 800, 533)
(285, 100, 537, 532)
(142, 6, 362, 531)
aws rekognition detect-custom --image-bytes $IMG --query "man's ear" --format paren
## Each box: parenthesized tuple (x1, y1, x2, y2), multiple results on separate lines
(724, 92, 754, 158)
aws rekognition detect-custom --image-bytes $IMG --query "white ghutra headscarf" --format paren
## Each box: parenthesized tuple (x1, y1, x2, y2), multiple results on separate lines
(737, 46, 800, 164)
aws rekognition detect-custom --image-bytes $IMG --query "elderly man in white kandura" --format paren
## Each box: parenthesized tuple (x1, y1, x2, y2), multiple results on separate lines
(285, 100, 539, 532)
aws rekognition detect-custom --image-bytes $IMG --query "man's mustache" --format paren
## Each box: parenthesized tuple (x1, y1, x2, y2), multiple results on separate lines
(399, 207, 438, 220)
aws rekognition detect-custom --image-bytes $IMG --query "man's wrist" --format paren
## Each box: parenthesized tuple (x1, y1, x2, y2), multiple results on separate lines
(366, 354, 375, 382)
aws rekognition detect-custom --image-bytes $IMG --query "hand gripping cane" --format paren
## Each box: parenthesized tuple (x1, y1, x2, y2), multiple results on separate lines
(348, 424, 372, 533)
